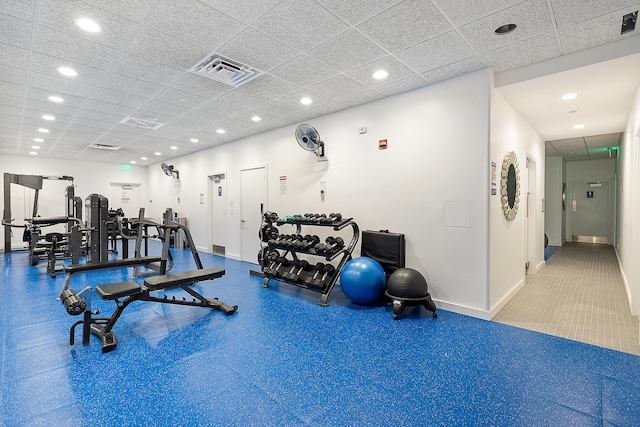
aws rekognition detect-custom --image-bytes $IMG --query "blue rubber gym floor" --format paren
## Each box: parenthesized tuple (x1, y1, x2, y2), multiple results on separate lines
(2, 243, 640, 426)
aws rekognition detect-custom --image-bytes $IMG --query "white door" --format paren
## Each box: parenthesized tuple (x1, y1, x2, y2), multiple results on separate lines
(240, 167, 267, 264)
(570, 181, 612, 243)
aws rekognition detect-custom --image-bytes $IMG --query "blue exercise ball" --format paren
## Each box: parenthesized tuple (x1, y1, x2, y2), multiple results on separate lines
(340, 257, 386, 304)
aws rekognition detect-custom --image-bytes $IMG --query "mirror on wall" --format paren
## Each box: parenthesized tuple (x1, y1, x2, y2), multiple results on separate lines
(501, 151, 520, 221)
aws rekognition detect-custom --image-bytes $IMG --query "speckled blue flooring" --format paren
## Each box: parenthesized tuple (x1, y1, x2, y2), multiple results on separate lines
(2, 243, 640, 426)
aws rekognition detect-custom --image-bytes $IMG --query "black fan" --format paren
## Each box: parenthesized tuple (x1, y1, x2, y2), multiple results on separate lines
(161, 162, 179, 180)
(295, 124, 326, 160)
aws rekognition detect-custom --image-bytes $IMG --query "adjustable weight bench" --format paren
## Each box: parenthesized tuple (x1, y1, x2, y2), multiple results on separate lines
(66, 267, 237, 352)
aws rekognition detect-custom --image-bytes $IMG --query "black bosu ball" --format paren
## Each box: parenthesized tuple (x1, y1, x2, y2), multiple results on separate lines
(385, 268, 437, 320)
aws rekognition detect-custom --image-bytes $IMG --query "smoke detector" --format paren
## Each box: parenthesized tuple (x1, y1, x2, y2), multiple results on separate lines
(190, 53, 262, 87)
(120, 116, 164, 130)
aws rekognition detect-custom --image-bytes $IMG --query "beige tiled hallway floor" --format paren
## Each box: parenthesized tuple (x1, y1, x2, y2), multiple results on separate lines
(494, 242, 640, 355)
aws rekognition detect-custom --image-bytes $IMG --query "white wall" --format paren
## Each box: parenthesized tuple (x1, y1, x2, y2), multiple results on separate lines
(1, 154, 148, 248)
(545, 156, 564, 246)
(148, 69, 493, 317)
(617, 80, 640, 316)
(489, 87, 545, 317)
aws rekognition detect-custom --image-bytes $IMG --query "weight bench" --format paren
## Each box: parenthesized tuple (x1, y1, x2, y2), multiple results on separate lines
(68, 268, 237, 352)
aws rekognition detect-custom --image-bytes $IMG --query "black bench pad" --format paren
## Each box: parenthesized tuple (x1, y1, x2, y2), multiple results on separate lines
(64, 256, 162, 274)
(96, 281, 142, 300)
(143, 268, 225, 291)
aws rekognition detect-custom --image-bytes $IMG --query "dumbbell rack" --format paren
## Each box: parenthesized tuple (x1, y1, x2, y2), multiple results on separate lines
(262, 216, 359, 306)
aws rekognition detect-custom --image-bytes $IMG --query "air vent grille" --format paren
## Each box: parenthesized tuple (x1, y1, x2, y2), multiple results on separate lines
(190, 53, 263, 86)
(90, 143, 120, 151)
(120, 116, 164, 130)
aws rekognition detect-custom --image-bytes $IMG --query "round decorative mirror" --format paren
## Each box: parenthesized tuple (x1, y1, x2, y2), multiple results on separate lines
(501, 151, 520, 221)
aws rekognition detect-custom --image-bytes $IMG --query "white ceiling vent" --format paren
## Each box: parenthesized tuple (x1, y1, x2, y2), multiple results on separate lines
(189, 53, 263, 86)
(90, 143, 120, 151)
(120, 116, 164, 130)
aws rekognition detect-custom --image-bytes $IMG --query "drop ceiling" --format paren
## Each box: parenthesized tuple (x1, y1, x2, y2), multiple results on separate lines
(0, 0, 639, 165)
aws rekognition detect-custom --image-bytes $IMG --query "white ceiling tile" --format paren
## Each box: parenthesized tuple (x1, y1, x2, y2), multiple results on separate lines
(277, 88, 334, 108)
(29, 52, 106, 86)
(34, 26, 119, 69)
(549, 0, 638, 27)
(479, 32, 561, 72)
(394, 30, 472, 73)
(301, 100, 349, 118)
(249, 100, 301, 118)
(316, 0, 403, 25)
(0, 64, 27, 85)
(357, 0, 451, 52)
(270, 55, 339, 87)
(0, 93, 23, 107)
(336, 89, 386, 107)
(0, 13, 32, 49)
(146, 0, 244, 51)
(376, 75, 429, 96)
(0, 0, 35, 21)
(217, 27, 300, 72)
(252, 0, 349, 51)
(584, 133, 621, 147)
(459, 0, 555, 53)
(23, 98, 80, 116)
(310, 75, 370, 99)
(0, 43, 29, 69)
(0, 81, 25, 97)
(558, 10, 640, 54)
(91, 87, 148, 108)
(126, 26, 210, 71)
(38, 0, 141, 50)
(133, 101, 191, 122)
(75, 108, 123, 124)
(28, 72, 95, 97)
(432, 0, 527, 26)
(170, 73, 233, 99)
(147, 125, 191, 139)
(199, 89, 272, 117)
(306, 29, 387, 72)
(180, 109, 227, 126)
(421, 56, 487, 84)
(112, 53, 185, 86)
(153, 87, 209, 109)
(83, 0, 157, 23)
(346, 56, 416, 87)
(112, 123, 152, 135)
(240, 74, 300, 100)
(25, 86, 86, 107)
(200, 0, 282, 24)
(69, 117, 113, 130)
(100, 73, 165, 98)
(82, 99, 133, 116)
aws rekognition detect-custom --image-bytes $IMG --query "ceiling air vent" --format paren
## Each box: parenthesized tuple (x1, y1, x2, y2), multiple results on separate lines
(120, 116, 164, 130)
(90, 143, 120, 151)
(189, 53, 263, 87)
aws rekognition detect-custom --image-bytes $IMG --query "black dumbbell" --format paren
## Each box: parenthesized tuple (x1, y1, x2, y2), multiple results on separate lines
(315, 237, 344, 255)
(304, 262, 326, 286)
(329, 213, 343, 222)
(281, 260, 310, 281)
(263, 211, 279, 223)
(307, 264, 336, 288)
(303, 235, 320, 250)
(264, 256, 288, 277)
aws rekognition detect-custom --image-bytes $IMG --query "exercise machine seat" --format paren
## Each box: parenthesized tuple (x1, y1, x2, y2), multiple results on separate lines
(96, 281, 142, 300)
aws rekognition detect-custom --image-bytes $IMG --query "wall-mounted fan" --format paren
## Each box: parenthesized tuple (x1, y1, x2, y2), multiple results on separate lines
(161, 162, 180, 180)
(295, 124, 326, 161)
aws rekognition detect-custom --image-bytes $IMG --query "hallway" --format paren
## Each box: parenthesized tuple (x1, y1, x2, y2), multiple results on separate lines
(494, 243, 640, 356)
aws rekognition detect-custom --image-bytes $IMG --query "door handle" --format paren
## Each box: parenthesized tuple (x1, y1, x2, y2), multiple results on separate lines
(572, 199, 576, 212)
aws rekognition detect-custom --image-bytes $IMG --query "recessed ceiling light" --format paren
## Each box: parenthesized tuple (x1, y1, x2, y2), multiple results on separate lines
(155, 152, 162, 156)
(372, 69, 389, 80)
(76, 17, 101, 33)
(300, 97, 313, 105)
(495, 23, 517, 34)
(190, 138, 199, 143)
(48, 95, 64, 103)
(141, 156, 148, 160)
(57, 67, 78, 77)
(170, 146, 178, 150)
(251, 115, 262, 122)
(38, 128, 49, 133)
(562, 93, 577, 100)
(573, 124, 585, 129)
(34, 138, 44, 142)
(179, 98, 187, 102)
(29, 151, 38, 155)
(42, 114, 55, 121)
(216, 129, 226, 134)
(569, 110, 577, 114)
(130, 160, 136, 164)
(31, 145, 40, 149)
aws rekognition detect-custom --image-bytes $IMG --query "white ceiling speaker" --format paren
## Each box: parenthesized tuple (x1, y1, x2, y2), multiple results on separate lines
(161, 162, 179, 180)
(295, 124, 326, 162)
